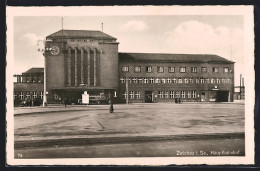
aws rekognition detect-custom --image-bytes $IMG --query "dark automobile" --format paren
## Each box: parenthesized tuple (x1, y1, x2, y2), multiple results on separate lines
(20, 98, 42, 107)
(89, 96, 108, 105)
(20, 100, 31, 107)
(33, 98, 42, 106)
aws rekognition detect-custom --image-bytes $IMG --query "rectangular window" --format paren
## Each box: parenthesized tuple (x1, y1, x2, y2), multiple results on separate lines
(226, 78, 231, 83)
(122, 66, 129, 72)
(170, 91, 175, 99)
(187, 91, 191, 98)
(217, 78, 220, 84)
(40, 92, 44, 99)
(26, 92, 30, 99)
(200, 78, 204, 84)
(184, 78, 189, 83)
(146, 66, 152, 72)
(181, 91, 185, 98)
(19, 92, 24, 100)
(138, 78, 143, 84)
(211, 78, 215, 84)
(157, 66, 164, 73)
(192, 91, 196, 98)
(161, 78, 166, 84)
(130, 91, 134, 99)
(189, 78, 193, 83)
(54, 93, 59, 100)
(172, 78, 177, 83)
(132, 78, 137, 83)
(191, 67, 197, 73)
(195, 78, 200, 83)
(134, 66, 141, 72)
(14, 92, 17, 100)
(180, 67, 186, 73)
(201, 67, 207, 72)
(127, 78, 132, 84)
(33, 91, 37, 99)
(205, 78, 209, 84)
(213, 67, 219, 73)
(178, 78, 182, 83)
(175, 91, 180, 98)
(144, 78, 148, 83)
(150, 78, 154, 83)
(224, 67, 229, 73)
(155, 78, 160, 83)
(158, 91, 164, 98)
(135, 91, 140, 99)
(222, 78, 226, 84)
(120, 78, 125, 83)
(168, 67, 175, 73)
(167, 78, 171, 83)
(164, 91, 169, 98)
(123, 91, 127, 99)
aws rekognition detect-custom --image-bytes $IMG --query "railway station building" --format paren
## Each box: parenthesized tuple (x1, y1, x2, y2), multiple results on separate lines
(15, 29, 235, 104)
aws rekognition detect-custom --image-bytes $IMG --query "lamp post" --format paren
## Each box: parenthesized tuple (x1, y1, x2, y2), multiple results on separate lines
(126, 76, 129, 104)
(37, 40, 51, 107)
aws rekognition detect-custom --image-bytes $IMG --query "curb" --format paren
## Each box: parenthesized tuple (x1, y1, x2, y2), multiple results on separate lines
(15, 132, 244, 149)
(14, 108, 107, 116)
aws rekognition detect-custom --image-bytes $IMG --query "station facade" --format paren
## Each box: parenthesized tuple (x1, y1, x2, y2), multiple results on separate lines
(24, 29, 235, 104)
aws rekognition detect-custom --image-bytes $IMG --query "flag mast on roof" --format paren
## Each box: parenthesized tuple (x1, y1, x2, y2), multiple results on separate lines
(61, 17, 64, 50)
(102, 23, 104, 45)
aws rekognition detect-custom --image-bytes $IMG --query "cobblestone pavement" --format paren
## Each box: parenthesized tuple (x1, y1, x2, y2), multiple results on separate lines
(14, 103, 244, 142)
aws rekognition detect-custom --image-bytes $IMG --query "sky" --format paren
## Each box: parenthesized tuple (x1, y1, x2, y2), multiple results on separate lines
(13, 15, 244, 86)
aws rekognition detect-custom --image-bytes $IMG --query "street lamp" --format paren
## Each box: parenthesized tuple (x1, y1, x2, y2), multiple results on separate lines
(37, 40, 52, 107)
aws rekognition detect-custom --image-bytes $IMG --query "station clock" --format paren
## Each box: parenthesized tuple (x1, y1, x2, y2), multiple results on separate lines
(50, 46, 60, 55)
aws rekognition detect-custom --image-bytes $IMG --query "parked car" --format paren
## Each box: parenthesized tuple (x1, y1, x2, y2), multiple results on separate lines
(20, 98, 42, 107)
(89, 96, 108, 105)
(20, 100, 31, 107)
(33, 98, 42, 106)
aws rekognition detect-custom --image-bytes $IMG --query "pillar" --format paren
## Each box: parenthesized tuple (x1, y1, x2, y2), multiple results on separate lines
(94, 49, 97, 86)
(74, 48, 78, 86)
(67, 48, 71, 86)
(81, 48, 84, 84)
(87, 48, 91, 86)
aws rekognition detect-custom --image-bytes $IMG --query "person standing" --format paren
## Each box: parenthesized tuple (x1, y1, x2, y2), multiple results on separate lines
(64, 98, 67, 107)
(109, 99, 114, 113)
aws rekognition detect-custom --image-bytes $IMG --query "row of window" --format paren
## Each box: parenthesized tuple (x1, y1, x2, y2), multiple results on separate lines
(120, 77, 231, 84)
(14, 91, 44, 100)
(122, 91, 197, 99)
(122, 66, 230, 73)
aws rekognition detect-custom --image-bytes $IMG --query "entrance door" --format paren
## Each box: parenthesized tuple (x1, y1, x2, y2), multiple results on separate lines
(216, 91, 229, 102)
(145, 91, 153, 103)
(201, 92, 206, 102)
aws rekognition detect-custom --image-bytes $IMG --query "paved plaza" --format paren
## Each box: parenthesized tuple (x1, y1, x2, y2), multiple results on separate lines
(14, 103, 244, 142)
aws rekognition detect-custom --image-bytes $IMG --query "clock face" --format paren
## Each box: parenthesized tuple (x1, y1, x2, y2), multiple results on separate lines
(50, 46, 60, 55)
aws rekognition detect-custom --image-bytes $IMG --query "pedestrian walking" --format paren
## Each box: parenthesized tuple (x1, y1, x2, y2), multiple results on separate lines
(108, 99, 114, 113)
(64, 98, 67, 107)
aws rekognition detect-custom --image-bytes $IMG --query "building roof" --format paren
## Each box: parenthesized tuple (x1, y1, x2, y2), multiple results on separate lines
(46, 30, 117, 40)
(118, 53, 234, 63)
(23, 68, 44, 74)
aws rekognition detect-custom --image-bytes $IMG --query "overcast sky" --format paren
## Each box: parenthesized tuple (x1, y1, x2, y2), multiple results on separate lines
(13, 15, 244, 86)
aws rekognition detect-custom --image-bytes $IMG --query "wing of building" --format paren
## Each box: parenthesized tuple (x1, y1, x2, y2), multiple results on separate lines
(14, 29, 235, 105)
(13, 68, 44, 106)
